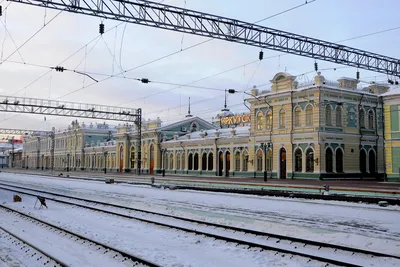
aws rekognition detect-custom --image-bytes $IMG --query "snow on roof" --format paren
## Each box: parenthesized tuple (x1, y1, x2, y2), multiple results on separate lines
(165, 126, 249, 143)
(380, 86, 400, 97)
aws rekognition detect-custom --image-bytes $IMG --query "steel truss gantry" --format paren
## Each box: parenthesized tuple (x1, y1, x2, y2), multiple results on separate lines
(7, 0, 400, 77)
(0, 95, 142, 173)
(0, 128, 51, 136)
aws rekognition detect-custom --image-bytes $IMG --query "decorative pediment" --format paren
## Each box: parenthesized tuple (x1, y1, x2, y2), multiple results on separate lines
(270, 72, 297, 92)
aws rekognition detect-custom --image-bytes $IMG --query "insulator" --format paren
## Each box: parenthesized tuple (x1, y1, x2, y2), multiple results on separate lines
(259, 50, 263, 61)
(356, 71, 360, 80)
(55, 66, 65, 72)
(99, 23, 105, 35)
(388, 79, 394, 85)
(395, 81, 399, 85)
(0, 6, 2, 16)
(314, 62, 318, 71)
(140, 78, 150, 83)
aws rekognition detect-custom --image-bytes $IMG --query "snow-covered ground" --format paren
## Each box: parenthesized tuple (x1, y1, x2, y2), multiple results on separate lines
(0, 172, 399, 266)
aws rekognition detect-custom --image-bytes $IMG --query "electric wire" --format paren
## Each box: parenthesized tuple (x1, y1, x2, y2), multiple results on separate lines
(0, 10, 62, 66)
(2, 59, 230, 91)
(55, 0, 318, 99)
(0, 23, 124, 124)
(9, 23, 124, 96)
(101, 35, 125, 77)
(0, 19, 25, 63)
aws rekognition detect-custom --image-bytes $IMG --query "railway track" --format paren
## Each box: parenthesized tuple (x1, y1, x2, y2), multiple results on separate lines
(3, 170, 400, 205)
(0, 226, 67, 267)
(1, 182, 400, 267)
(0, 203, 159, 267)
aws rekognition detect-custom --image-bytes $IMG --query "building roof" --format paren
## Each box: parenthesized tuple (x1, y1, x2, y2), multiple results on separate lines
(159, 116, 217, 131)
(380, 86, 400, 97)
(164, 126, 249, 143)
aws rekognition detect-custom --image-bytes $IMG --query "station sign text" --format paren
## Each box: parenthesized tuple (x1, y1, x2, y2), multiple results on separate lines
(220, 114, 251, 125)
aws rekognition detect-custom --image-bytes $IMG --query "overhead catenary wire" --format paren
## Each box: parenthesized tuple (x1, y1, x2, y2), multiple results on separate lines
(0, 23, 125, 124)
(0, 19, 25, 63)
(8, 22, 124, 96)
(54, 1, 318, 100)
(0, 10, 62, 66)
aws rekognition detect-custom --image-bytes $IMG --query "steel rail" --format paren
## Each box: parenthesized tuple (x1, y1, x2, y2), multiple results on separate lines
(0, 203, 160, 267)
(4, 170, 400, 205)
(0, 226, 68, 267)
(1, 182, 399, 266)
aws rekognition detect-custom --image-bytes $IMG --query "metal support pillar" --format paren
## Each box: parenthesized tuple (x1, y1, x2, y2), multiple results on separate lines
(50, 127, 55, 172)
(136, 108, 142, 175)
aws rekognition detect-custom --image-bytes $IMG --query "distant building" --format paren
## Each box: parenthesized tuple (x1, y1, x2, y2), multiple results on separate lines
(22, 72, 400, 181)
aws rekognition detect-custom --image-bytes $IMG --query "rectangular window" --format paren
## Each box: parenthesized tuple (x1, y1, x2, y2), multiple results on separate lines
(390, 106, 400, 132)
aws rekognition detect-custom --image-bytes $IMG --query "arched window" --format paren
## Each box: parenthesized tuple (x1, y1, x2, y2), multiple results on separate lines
(257, 112, 265, 130)
(182, 154, 185, 170)
(279, 109, 286, 128)
(368, 110, 374, 129)
(336, 106, 343, 126)
(194, 153, 199, 170)
(235, 152, 240, 171)
(266, 149, 272, 172)
(188, 154, 193, 170)
(306, 148, 314, 172)
(294, 148, 302, 172)
(359, 109, 365, 128)
(294, 107, 301, 127)
(266, 111, 272, 128)
(256, 150, 263, 171)
(306, 105, 313, 126)
(326, 148, 333, 172)
(169, 154, 174, 170)
(177, 154, 181, 170)
(336, 148, 343, 173)
(369, 150, 376, 174)
(208, 153, 213, 171)
(326, 105, 332, 125)
(360, 150, 367, 173)
(202, 153, 207, 170)
(242, 151, 248, 171)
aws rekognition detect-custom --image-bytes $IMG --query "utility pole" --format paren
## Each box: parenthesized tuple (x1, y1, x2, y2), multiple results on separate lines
(50, 127, 55, 173)
(10, 137, 14, 168)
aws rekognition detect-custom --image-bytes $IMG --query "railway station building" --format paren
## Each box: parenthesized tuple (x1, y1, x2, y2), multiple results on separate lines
(22, 72, 400, 181)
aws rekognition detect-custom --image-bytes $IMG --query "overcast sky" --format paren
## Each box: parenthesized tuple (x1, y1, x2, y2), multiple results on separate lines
(0, 0, 399, 133)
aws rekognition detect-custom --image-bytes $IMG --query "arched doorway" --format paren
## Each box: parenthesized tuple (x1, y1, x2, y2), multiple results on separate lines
(225, 151, 230, 177)
(119, 145, 124, 172)
(326, 148, 333, 172)
(369, 150, 376, 174)
(336, 148, 343, 173)
(360, 150, 367, 173)
(279, 148, 286, 179)
(149, 144, 154, 174)
(188, 154, 193, 170)
(218, 151, 223, 176)
(208, 153, 213, 171)
(194, 153, 199, 170)
(202, 153, 207, 170)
